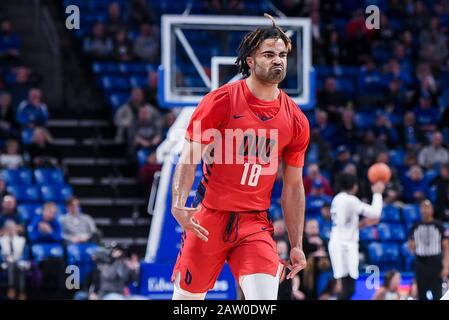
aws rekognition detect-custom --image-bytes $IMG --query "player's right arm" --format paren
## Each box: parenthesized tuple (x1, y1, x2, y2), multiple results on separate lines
(358, 182, 385, 220)
(171, 140, 210, 241)
(171, 88, 230, 242)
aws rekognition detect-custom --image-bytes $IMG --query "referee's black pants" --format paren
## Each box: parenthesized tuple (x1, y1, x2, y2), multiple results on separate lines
(415, 255, 442, 300)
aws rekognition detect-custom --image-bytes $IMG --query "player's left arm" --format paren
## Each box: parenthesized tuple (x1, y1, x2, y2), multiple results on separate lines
(281, 164, 307, 279)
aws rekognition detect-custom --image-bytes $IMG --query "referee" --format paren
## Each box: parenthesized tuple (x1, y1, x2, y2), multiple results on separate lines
(408, 200, 449, 300)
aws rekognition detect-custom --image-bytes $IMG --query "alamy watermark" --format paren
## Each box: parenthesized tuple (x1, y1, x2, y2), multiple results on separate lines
(365, 5, 380, 30)
(65, 5, 80, 30)
(65, 265, 80, 290)
(365, 265, 381, 290)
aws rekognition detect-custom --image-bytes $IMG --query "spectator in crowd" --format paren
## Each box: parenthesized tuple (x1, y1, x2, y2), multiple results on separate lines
(402, 165, 428, 203)
(400, 111, 427, 150)
(432, 163, 449, 222)
(419, 17, 448, 70)
(16, 88, 48, 128)
(413, 94, 439, 134)
(272, 218, 289, 245)
(143, 70, 159, 108)
(25, 127, 59, 167)
(355, 130, 387, 169)
(314, 109, 336, 143)
(128, 0, 156, 28)
(317, 77, 347, 121)
(0, 220, 28, 300)
(83, 22, 112, 58)
(131, 105, 162, 154)
(61, 197, 99, 244)
(28, 202, 63, 243)
(0, 195, 24, 236)
(0, 178, 7, 199)
(7, 66, 36, 107)
(87, 243, 141, 300)
(335, 108, 359, 152)
(138, 152, 161, 186)
(276, 239, 305, 300)
(373, 111, 400, 148)
(306, 180, 332, 214)
(0, 92, 18, 140)
(384, 79, 408, 110)
(302, 219, 330, 299)
(133, 23, 159, 63)
(114, 87, 147, 143)
(304, 163, 332, 196)
(112, 29, 134, 61)
(331, 145, 355, 182)
(305, 129, 333, 172)
(372, 270, 402, 300)
(412, 63, 438, 106)
(0, 19, 21, 63)
(418, 131, 449, 169)
(322, 29, 347, 66)
(408, 200, 449, 300)
(0, 139, 24, 169)
(106, 2, 125, 36)
(161, 111, 176, 140)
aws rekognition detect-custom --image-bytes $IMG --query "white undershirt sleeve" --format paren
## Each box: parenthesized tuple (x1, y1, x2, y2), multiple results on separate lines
(359, 193, 383, 219)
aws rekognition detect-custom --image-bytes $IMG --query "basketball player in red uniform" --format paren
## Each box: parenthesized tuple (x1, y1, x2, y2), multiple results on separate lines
(171, 15, 310, 300)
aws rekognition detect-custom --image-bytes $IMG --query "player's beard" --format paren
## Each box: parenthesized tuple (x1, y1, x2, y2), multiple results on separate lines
(253, 60, 286, 84)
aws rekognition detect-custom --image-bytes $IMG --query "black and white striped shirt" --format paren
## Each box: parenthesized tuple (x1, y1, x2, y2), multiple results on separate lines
(410, 221, 447, 257)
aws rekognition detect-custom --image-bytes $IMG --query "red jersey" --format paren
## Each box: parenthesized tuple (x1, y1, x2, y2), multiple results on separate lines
(185, 80, 310, 212)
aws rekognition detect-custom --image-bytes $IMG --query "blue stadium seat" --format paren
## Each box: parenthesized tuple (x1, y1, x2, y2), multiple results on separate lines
(137, 149, 150, 166)
(360, 226, 379, 242)
(402, 204, 421, 226)
(355, 113, 375, 129)
(34, 168, 65, 186)
(6, 185, 40, 202)
(17, 204, 42, 223)
(40, 185, 73, 202)
(378, 223, 406, 242)
(367, 242, 400, 270)
(381, 205, 401, 223)
(92, 61, 119, 74)
(67, 243, 98, 263)
(269, 202, 283, 221)
(118, 62, 147, 74)
(31, 243, 64, 261)
(389, 149, 405, 168)
(21, 128, 35, 145)
(424, 169, 438, 183)
(1, 168, 33, 185)
(319, 221, 332, 242)
(401, 242, 415, 271)
(101, 76, 130, 90)
(130, 76, 148, 88)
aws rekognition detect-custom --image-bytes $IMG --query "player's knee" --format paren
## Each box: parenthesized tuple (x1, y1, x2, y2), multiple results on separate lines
(239, 269, 281, 300)
(172, 272, 207, 300)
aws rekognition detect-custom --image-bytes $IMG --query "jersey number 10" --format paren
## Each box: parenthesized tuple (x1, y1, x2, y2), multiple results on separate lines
(240, 163, 262, 187)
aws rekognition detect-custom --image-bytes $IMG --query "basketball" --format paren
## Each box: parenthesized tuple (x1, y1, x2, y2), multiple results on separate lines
(367, 163, 392, 184)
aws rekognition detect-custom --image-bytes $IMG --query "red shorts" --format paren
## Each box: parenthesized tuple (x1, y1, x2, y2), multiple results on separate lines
(171, 206, 280, 293)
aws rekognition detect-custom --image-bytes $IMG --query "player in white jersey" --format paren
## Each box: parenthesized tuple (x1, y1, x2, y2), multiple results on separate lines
(328, 173, 385, 300)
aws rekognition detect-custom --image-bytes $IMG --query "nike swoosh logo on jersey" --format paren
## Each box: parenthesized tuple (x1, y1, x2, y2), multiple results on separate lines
(233, 115, 245, 119)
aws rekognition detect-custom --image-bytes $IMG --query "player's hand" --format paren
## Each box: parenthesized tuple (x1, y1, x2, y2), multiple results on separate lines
(371, 182, 385, 194)
(286, 246, 307, 279)
(171, 205, 209, 241)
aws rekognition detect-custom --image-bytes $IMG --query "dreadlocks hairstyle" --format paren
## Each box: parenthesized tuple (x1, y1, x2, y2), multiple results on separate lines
(235, 13, 292, 77)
